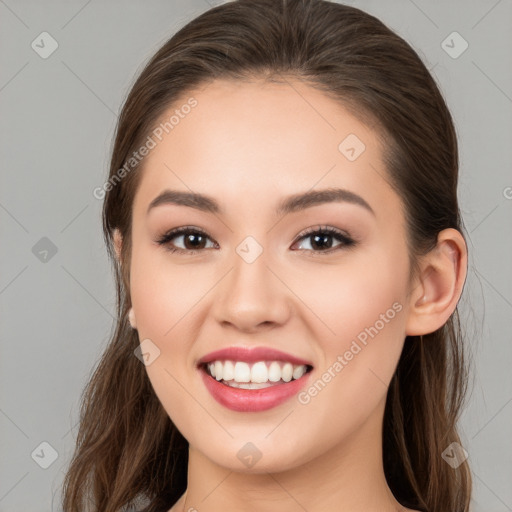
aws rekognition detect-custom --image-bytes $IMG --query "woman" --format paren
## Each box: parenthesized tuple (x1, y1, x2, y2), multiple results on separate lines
(61, 0, 472, 511)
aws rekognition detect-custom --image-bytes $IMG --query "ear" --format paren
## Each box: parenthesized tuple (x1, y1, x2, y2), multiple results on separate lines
(405, 228, 467, 336)
(113, 228, 123, 263)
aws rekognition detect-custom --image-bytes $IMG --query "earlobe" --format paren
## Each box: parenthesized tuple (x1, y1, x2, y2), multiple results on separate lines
(113, 229, 123, 263)
(405, 228, 467, 336)
(128, 307, 137, 329)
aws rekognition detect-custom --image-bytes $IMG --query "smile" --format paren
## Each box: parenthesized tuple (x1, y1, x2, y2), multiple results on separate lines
(198, 361, 312, 412)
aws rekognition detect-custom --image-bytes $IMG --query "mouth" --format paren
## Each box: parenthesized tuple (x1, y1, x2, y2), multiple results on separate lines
(197, 346, 314, 411)
(196, 347, 314, 412)
(199, 360, 314, 390)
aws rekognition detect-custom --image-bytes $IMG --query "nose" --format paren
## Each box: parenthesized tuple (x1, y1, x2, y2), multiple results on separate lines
(212, 248, 292, 333)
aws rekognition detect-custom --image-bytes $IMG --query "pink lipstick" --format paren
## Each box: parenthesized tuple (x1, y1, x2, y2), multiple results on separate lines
(197, 346, 313, 412)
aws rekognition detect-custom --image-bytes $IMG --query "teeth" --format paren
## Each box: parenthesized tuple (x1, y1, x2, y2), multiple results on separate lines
(205, 360, 309, 384)
(251, 361, 268, 383)
(234, 361, 251, 382)
(282, 362, 293, 382)
(268, 361, 281, 382)
(214, 361, 223, 381)
(226, 381, 275, 390)
(223, 360, 234, 380)
(293, 364, 306, 379)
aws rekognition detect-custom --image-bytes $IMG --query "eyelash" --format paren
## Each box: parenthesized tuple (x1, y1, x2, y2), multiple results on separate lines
(155, 225, 356, 256)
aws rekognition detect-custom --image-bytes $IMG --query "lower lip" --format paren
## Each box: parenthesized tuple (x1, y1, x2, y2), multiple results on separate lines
(199, 367, 312, 412)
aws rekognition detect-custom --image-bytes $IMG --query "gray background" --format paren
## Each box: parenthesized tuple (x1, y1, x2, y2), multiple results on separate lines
(1, 0, 511, 510)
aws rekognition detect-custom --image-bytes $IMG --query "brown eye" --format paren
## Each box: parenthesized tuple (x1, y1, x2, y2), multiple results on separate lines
(292, 226, 355, 254)
(156, 227, 217, 254)
(182, 232, 208, 250)
(156, 225, 356, 256)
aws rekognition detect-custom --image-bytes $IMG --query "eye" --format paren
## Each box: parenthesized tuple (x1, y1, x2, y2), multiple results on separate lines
(156, 226, 218, 254)
(291, 225, 356, 254)
(156, 225, 356, 255)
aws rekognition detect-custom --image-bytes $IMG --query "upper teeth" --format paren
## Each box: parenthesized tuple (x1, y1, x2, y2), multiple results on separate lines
(207, 360, 308, 383)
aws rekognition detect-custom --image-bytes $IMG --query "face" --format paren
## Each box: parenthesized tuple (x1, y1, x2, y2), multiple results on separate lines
(127, 78, 414, 473)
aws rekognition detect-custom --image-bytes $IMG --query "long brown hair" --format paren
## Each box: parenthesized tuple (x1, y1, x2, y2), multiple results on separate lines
(61, 1, 472, 510)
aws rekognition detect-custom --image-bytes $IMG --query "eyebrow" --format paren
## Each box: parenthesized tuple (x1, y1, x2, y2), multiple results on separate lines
(147, 187, 375, 217)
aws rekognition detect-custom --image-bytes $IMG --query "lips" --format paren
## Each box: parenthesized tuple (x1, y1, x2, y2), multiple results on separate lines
(196, 346, 314, 412)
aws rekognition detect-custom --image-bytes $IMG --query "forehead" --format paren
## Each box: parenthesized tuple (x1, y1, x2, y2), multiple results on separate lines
(132, 78, 400, 222)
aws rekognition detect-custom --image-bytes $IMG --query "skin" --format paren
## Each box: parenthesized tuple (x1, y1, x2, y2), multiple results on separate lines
(113, 78, 467, 512)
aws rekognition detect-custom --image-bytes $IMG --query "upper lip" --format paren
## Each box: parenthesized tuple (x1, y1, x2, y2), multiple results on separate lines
(197, 346, 313, 367)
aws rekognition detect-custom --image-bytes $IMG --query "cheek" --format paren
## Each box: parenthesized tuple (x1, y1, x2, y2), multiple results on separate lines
(128, 248, 203, 434)
(293, 251, 408, 424)
(291, 249, 408, 396)
(293, 254, 407, 347)
(129, 245, 208, 341)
